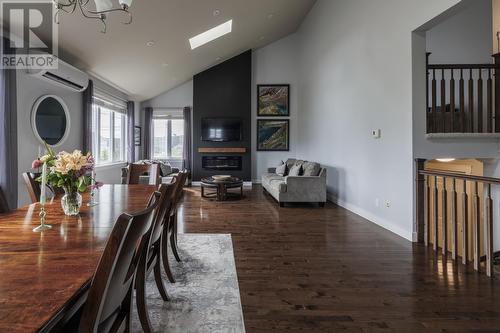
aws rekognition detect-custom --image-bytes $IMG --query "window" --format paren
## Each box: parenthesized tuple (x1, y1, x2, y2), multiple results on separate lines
(92, 97, 127, 165)
(152, 118, 184, 160)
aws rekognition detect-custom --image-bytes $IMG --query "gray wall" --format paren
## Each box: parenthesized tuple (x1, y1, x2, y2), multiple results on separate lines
(16, 70, 83, 207)
(427, 0, 493, 64)
(16, 71, 133, 207)
(252, 34, 299, 182)
(295, 0, 460, 241)
(141, 36, 300, 182)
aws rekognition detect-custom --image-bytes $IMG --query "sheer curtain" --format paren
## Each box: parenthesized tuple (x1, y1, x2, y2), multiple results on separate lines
(182, 106, 192, 175)
(82, 79, 94, 153)
(143, 107, 153, 159)
(127, 101, 135, 163)
(0, 38, 18, 209)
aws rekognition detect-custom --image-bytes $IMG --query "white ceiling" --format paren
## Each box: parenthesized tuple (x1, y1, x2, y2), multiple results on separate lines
(56, 0, 316, 101)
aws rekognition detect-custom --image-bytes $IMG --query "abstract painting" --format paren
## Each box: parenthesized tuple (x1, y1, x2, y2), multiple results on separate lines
(257, 119, 289, 151)
(257, 84, 290, 116)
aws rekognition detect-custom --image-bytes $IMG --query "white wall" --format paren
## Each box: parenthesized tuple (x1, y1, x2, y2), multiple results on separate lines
(252, 34, 299, 182)
(295, 0, 460, 241)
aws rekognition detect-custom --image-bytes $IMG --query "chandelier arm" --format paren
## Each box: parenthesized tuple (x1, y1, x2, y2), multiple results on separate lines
(53, 0, 77, 9)
(54, 2, 77, 24)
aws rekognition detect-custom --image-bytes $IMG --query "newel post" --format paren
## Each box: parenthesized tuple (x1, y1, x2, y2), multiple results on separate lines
(493, 53, 500, 132)
(415, 159, 426, 243)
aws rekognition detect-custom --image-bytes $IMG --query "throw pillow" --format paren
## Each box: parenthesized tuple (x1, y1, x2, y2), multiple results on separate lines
(302, 162, 321, 176)
(288, 164, 302, 176)
(159, 162, 172, 177)
(285, 158, 297, 170)
(276, 162, 287, 176)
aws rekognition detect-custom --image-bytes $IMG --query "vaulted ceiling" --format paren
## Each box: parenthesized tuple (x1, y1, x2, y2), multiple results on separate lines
(56, 0, 316, 101)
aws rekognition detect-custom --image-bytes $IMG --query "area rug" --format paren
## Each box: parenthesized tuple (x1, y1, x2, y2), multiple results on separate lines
(131, 234, 245, 333)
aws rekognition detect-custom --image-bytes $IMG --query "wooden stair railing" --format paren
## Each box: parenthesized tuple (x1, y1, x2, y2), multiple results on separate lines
(426, 53, 500, 134)
(415, 159, 498, 277)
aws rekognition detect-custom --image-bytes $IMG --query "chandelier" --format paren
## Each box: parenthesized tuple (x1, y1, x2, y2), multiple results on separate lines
(53, 0, 133, 33)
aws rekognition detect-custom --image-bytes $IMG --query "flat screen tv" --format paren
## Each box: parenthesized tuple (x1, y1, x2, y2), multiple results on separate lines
(201, 118, 242, 142)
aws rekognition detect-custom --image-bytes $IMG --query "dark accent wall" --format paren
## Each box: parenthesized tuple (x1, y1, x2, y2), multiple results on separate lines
(193, 50, 252, 181)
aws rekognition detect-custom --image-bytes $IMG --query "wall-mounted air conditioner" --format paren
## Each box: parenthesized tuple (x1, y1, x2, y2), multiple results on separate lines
(27, 56, 89, 92)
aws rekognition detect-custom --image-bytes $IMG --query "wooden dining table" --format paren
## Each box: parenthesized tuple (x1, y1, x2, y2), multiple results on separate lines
(0, 184, 157, 333)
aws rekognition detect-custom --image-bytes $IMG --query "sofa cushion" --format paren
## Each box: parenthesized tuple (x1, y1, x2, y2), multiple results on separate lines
(303, 161, 321, 176)
(288, 164, 302, 176)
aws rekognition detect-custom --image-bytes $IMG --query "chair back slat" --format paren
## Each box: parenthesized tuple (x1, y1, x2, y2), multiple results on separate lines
(78, 191, 161, 333)
(22, 172, 41, 204)
(149, 181, 177, 248)
(172, 170, 188, 207)
(127, 164, 160, 185)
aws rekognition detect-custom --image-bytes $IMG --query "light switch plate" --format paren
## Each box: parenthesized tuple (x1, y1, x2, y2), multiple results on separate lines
(372, 129, 381, 139)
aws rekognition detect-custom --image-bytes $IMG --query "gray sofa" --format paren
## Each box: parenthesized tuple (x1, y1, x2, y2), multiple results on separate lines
(262, 158, 327, 207)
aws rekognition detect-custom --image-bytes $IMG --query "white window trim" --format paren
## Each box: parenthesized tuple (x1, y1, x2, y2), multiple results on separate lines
(151, 117, 184, 160)
(93, 101, 128, 166)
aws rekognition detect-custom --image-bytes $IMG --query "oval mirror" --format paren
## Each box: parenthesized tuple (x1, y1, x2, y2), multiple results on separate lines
(31, 95, 70, 146)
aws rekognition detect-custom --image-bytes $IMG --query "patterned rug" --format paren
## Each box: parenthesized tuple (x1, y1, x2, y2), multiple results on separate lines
(131, 234, 245, 333)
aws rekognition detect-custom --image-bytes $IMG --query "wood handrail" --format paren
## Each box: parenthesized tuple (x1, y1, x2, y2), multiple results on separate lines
(427, 64, 498, 70)
(419, 170, 500, 186)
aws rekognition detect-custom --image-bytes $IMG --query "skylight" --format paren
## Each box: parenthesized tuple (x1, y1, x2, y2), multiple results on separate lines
(189, 20, 233, 50)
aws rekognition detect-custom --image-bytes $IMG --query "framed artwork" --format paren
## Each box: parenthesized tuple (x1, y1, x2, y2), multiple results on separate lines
(257, 84, 290, 116)
(134, 126, 141, 146)
(257, 119, 289, 151)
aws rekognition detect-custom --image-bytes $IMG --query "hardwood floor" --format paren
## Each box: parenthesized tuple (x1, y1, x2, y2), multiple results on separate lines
(178, 185, 500, 332)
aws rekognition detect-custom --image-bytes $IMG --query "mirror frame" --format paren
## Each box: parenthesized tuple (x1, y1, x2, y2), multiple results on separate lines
(31, 95, 71, 147)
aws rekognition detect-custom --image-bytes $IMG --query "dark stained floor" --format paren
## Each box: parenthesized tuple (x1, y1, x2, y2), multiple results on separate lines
(178, 185, 500, 332)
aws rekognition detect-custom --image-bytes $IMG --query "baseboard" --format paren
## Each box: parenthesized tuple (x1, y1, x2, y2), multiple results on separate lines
(328, 192, 413, 242)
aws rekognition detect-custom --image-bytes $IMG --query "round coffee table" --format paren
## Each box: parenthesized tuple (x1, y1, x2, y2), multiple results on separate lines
(201, 176, 243, 201)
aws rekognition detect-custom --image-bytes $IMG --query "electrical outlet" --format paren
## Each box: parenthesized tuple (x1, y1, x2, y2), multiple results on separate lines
(372, 129, 381, 139)
(385, 200, 391, 208)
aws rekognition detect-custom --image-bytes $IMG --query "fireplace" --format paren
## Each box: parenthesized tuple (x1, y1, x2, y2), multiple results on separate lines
(202, 156, 242, 171)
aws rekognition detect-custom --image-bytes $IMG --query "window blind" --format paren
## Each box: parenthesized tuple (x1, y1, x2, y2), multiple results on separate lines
(93, 87, 127, 113)
(152, 108, 183, 119)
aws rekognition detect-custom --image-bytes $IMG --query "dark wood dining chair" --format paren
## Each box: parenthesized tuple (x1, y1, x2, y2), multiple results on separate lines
(78, 190, 161, 333)
(126, 164, 161, 185)
(162, 170, 188, 269)
(22, 172, 41, 203)
(22, 172, 63, 203)
(0, 187, 9, 213)
(136, 181, 177, 333)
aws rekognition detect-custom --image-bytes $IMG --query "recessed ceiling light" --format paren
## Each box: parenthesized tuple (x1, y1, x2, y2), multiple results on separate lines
(259, 36, 265, 41)
(213, 9, 220, 16)
(436, 158, 456, 163)
(216, 57, 221, 61)
(189, 19, 232, 50)
(146, 40, 155, 47)
(267, 13, 274, 19)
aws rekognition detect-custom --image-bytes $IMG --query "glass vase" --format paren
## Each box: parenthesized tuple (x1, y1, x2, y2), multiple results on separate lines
(61, 190, 82, 216)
